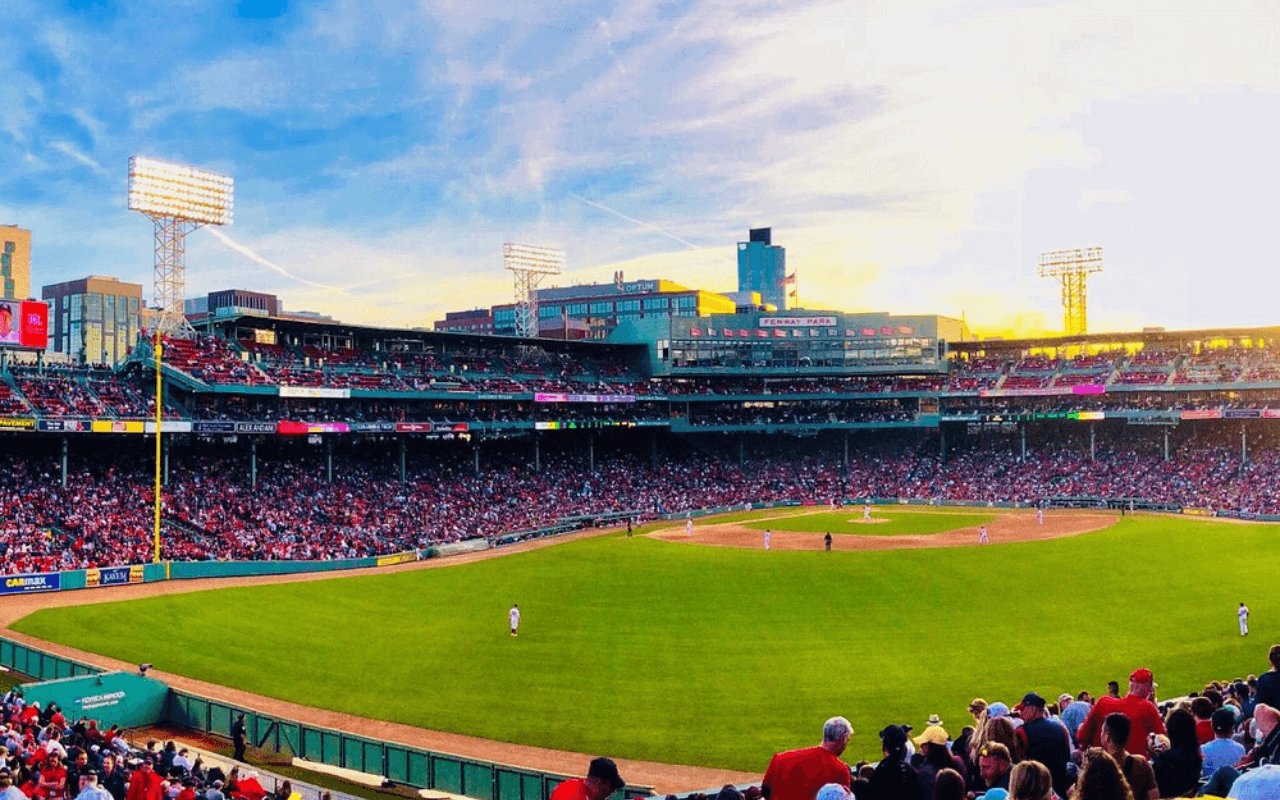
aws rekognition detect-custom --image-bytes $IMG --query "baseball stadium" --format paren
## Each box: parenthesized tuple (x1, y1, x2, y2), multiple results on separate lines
(2, 306, 1280, 799)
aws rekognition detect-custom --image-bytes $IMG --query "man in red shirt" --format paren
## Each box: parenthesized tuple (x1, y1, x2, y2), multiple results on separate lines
(549, 758, 625, 800)
(1076, 668, 1167, 754)
(125, 758, 163, 800)
(761, 717, 853, 800)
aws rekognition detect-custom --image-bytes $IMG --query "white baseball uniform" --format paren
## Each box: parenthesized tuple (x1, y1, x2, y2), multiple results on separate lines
(764, 530, 771, 550)
(686, 518, 693, 537)
(509, 605, 520, 636)
(1239, 604, 1250, 636)
(979, 525, 989, 544)
(1037, 509, 1044, 526)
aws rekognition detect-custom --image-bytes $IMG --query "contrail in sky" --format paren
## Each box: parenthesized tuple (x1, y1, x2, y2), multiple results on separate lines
(206, 228, 344, 292)
(570, 193, 710, 253)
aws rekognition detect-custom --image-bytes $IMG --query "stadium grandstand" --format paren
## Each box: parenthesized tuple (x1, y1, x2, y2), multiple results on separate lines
(3, 309, 1280, 572)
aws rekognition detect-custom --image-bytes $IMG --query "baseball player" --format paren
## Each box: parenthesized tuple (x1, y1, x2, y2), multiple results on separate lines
(979, 525, 989, 544)
(1239, 602, 1250, 636)
(764, 529, 771, 550)
(1037, 508, 1044, 526)
(863, 503, 871, 521)
(686, 517, 693, 538)
(509, 604, 520, 637)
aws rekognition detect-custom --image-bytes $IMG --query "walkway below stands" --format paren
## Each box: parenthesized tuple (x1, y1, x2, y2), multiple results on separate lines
(0, 527, 758, 795)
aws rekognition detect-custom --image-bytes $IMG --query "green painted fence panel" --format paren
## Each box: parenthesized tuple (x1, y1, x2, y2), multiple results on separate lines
(60, 570, 88, 591)
(321, 732, 342, 767)
(342, 736, 363, 772)
(497, 769, 523, 800)
(24, 672, 168, 729)
(463, 762, 494, 800)
(407, 751, 429, 787)
(523, 773, 545, 800)
(168, 558, 377, 581)
(363, 741, 382, 776)
(302, 728, 324, 762)
(279, 722, 300, 756)
(434, 756, 463, 795)
(210, 702, 233, 737)
(386, 746, 409, 784)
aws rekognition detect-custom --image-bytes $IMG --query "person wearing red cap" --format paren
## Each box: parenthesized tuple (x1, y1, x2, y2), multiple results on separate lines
(1076, 668, 1166, 755)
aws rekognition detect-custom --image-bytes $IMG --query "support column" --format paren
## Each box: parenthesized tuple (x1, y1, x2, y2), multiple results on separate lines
(534, 433, 541, 472)
(738, 434, 745, 467)
(1164, 427, 1171, 462)
(589, 434, 595, 472)
(1242, 423, 1248, 465)
(327, 438, 333, 484)
(940, 426, 947, 461)
(843, 431, 849, 469)
(251, 439, 258, 489)
(474, 442, 481, 475)
(61, 437, 68, 489)
(163, 439, 170, 486)
(1020, 423, 1027, 461)
(399, 438, 407, 484)
(1089, 424, 1096, 461)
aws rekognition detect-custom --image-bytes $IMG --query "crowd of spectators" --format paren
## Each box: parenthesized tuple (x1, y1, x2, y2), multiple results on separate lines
(751, 648, 1280, 799)
(5, 425, 1280, 572)
(0, 687, 284, 800)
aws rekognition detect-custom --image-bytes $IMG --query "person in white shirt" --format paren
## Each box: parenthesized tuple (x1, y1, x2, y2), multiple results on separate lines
(1239, 602, 1250, 636)
(509, 604, 520, 637)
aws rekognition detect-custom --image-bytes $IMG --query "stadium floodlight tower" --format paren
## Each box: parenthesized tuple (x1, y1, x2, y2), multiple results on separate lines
(504, 243, 564, 338)
(1038, 246, 1103, 336)
(128, 156, 234, 337)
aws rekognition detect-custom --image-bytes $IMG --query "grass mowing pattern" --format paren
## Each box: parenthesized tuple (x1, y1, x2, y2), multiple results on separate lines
(11, 514, 1278, 771)
(738, 508, 996, 536)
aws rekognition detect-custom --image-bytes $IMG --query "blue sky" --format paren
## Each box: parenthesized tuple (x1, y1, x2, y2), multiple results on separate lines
(3, 0, 1280, 333)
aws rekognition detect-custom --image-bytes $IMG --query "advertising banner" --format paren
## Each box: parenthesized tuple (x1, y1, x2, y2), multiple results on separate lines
(91, 420, 144, 434)
(0, 300, 48, 348)
(1181, 410, 1222, 420)
(193, 421, 236, 433)
(234, 421, 276, 434)
(395, 422, 433, 433)
(306, 422, 350, 433)
(351, 422, 396, 432)
(278, 386, 351, 399)
(142, 421, 193, 434)
(533, 393, 636, 404)
(0, 419, 37, 431)
(1224, 409, 1262, 419)
(276, 421, 309, 435)
(376, 552, 417, 567)
(38, 420, 90, 432)
(0, 573, 61, 595)
(129, 565, 144, 583)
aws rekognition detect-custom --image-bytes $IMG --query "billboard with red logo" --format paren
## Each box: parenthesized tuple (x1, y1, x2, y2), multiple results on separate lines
(0, 300, 48, 349)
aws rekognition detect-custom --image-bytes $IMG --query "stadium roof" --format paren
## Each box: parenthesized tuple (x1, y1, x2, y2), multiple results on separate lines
(949, 325, 1280, 353)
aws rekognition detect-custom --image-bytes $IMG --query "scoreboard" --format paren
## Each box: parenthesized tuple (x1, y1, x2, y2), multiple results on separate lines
(0, 299, 48, 349)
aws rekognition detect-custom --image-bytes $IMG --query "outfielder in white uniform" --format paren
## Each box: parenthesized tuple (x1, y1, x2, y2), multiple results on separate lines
(1239, 602, 1250, 636)
(509, 604, 520, 637)
(979, 525, 989, 544)
(686, 517, 693, 538)
(1037, 508, 1044, 526)
(863, 504, 871, 521)
(764, 529, 771, 550)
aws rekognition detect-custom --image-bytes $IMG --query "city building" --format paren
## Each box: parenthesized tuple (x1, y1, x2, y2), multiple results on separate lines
(1, 225, 32, 300)
(434, 308, 495, 335)
(490, 278, 736, 338)
(737, 227, 788, 311)
(41, 275, 144, 365)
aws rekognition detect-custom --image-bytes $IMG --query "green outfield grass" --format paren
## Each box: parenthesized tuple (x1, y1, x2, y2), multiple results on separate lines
(11, 512, 1279, 772)
(738, 508, 997, 536)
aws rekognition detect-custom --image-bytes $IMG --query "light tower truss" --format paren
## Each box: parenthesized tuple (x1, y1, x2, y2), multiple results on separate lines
(1038, 246, 1103, 336)
(503, 243, 564, 338)
(128, 156, 234, 337)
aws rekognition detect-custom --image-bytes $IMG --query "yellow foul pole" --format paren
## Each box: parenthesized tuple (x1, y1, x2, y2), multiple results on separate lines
(153, 332, 163, 563)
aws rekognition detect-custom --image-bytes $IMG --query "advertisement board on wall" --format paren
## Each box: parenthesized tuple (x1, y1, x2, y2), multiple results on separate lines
(0, 300, 48, 349)
(0, 573, 61, 595)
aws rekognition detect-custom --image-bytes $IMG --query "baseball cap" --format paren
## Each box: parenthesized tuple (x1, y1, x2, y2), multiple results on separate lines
(587, 757, 624, 792)
(879, 725, 908, 748)
(814, 784, 850, 800)
(1130, 668, 1154, 683)
(1021, 692, 1046, 708)
(912, 727, 948, 747)
(983, 790, 1009, 800)
(986, 702, 1010, 718)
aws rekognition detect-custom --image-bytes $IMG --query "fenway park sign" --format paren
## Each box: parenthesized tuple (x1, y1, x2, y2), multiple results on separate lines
(758, 316, 837, 327)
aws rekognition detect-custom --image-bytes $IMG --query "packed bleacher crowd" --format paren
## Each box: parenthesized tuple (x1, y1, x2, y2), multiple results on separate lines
(5, 425, 1280, 572)
(747, 647, 1280, 800)
(0, 687, 286, 800)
